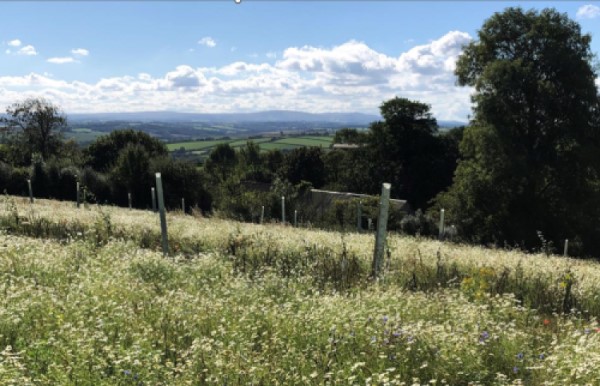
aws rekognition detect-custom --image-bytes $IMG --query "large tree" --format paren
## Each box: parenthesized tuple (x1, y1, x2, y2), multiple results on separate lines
(3, 97, 66, 162)
(367, 97, 453, 209)
(437, 8, 600, 254)
(84, 129, 167, 172)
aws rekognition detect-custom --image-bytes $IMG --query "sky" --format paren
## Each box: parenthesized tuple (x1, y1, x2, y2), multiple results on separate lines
(1, 1, 600, 121)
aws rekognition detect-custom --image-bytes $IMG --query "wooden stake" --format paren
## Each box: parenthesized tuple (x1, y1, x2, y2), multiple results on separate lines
(27, 179, 33, 204)
(155, 173, 169, 256)
(151, 187, 157, 212)
(372, 183, 391, 278)
(357, 200, 362, 232)
(439, 209, 445, 240)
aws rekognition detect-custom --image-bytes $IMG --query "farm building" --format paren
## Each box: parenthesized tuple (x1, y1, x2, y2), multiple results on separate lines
(309, 188, 410, 214)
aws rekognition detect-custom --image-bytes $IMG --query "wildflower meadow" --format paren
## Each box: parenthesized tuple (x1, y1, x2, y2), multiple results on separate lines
(1, 195, 600, 385)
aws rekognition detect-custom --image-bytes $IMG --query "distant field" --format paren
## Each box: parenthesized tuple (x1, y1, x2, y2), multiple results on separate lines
(168, 135, 333, 154)
(272, 137, 332, 147)
(64, 128, 106, 143)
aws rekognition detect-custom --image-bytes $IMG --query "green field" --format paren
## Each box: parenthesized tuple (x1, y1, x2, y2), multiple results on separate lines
(64, 128, 106, 143)
(167, 135, 333, 153)
(1, 196, 600, 384)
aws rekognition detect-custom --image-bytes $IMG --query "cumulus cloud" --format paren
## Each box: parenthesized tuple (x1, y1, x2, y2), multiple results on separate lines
(398, 31, 471, 75)
(71, 48, 89, 56)
(17, 45, 37, 56)
(47, 57, 75, 64)
(198, 37, 216, 48)
(0, 31, 474, 120)
(165, 65, 206, 89)
(279, 40, 397, 76)
(8, 39, 22, 47)
(577, 4, 600, 19)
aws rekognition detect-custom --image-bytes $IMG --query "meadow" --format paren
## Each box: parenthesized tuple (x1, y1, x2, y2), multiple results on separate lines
(1, 196, 600, 384)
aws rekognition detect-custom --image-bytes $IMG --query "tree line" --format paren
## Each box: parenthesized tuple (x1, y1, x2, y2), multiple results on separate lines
(2, 7, 600, 256)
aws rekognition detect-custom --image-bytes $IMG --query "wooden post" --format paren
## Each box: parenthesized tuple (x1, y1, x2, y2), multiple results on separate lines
(27, 179, 33, 204)
(83, 188, 87, 205)
(372, 183, 391, 278)
(438, 209, 445, 240)
(151, 187, 157, 212)
(564, 239, 569, 257)
(128, 193, 132, 210)
(181, 198, 185, 214)
(281, 196, 286, 224)
(356, 200, 362, 231)
(368, 218, 372, 231)
(155, 173, 169, 256)
(76, 181, 80, 208)
(294, 210, 298, 227)
(260, 205, 264, 224)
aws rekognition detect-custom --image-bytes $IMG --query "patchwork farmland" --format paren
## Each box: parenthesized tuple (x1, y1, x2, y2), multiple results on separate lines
(167, 135, 334, 161)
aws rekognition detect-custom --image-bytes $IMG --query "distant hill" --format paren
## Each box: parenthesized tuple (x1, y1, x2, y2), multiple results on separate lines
(5, 110, 466, 128)
(69, 110, 381, 125)
(438, 120, 467, 128)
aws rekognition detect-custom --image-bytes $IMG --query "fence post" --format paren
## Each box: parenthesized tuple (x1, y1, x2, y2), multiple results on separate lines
(294, 210, 298, 227)
(372, 182, 391, 278)
(281, 196, 286, 224)
(83, 188, 87, 205)
(260, 205, 264, 224)
(564, 239, 569, 257)
(357, 200, 362, 232)
(151, 187, 157, 212)
(27, 179, 33, 204)
(181, 198, 185, 214)
(128, 193, 132, 210)
(155, 173, 169, 256)
(438, 209, 445, 240)
(76, 181, 80, 208)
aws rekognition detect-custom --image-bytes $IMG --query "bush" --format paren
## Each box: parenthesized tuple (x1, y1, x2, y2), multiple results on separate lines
(150, 157, 212, 213)
(81, 167, 112, 204)
(400, 209, 437, 237)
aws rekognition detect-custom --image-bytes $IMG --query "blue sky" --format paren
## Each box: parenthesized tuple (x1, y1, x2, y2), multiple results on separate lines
(1, 1, 599, 120)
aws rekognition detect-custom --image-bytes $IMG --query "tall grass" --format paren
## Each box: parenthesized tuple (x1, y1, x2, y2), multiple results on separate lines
(2, 195, 600, 319)
(0, 233, 600, 384)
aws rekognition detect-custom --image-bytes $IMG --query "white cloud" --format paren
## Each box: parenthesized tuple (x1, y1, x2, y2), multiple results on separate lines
(198, 37, 216, 48)
(8, 39, 22, 47)
(577, 4, 600, 19)
(398, 31, 471, 75)
(0, 31, 475, 121)
(266, 51, 277, 59)
(165, 65, 206, 90)
(17, 45, 37, 56)
(71, 48, 89, 56)
(47, 57, 75, 64)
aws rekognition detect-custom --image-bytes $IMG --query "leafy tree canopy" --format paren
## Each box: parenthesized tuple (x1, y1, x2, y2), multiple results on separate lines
(439, 7, 600, 255)
(85, 129, 167, 172)
(2, 97, 66, 163)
